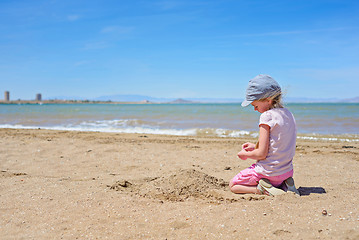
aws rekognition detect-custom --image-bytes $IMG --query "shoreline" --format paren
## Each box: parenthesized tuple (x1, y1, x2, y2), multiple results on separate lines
(1, 128, 359, 239)
(1, 125, 358, 143)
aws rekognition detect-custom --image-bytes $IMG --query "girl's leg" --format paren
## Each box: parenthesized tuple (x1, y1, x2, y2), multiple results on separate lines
(230, 184, 261, 194)
(229, 180, 261, 194)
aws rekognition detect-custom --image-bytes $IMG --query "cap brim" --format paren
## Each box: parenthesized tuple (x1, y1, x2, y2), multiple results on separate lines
(241, 100, 252, 107)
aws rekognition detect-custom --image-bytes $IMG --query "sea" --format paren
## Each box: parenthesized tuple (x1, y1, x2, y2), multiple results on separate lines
(1, 103, 358, 142)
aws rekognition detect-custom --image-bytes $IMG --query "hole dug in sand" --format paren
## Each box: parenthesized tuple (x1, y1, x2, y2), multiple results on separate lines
(109, 169, 265, 203)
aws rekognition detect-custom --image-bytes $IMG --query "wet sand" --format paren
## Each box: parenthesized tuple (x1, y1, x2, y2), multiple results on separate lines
(0, 128, 358, 239)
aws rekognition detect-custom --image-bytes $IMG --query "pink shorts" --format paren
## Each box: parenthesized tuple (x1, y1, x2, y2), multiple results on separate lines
(231, 164, 293, 187)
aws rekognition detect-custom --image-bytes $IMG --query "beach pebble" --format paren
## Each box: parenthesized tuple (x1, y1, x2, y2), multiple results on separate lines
(322, 209, 327, 216)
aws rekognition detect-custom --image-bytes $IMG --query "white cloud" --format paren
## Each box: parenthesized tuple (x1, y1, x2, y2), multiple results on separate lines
(83, 41, 108, 50)
(67, 15, 80, 21)
(74, 60, 91, 66)
(100, 26, 133, 34)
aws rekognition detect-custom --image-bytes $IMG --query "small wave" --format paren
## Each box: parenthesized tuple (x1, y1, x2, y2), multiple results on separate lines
(77, 119, 143, 128)
(297, 134, 359, 142)
(0, 124, 197, 136)
(194, 128, 250, 137)
(0, 123, 252, 138)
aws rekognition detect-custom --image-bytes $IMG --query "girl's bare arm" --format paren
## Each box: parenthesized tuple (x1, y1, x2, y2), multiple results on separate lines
(237, 124, 270, 160)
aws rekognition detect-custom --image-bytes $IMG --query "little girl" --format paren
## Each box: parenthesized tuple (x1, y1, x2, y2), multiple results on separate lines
(229, 74, 300, 196)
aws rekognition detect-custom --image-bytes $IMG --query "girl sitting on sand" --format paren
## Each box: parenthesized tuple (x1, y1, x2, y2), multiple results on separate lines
(229, 74, 300, 196)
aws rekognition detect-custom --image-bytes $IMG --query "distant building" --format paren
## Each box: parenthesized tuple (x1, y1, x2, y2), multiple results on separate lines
(4, 91, 9, 101)
(36, 93, 42, 101)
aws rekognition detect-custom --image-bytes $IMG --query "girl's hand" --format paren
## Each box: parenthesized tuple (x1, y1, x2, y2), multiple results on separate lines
(242, 142, 256, 151)
(237, 149, 248, 160)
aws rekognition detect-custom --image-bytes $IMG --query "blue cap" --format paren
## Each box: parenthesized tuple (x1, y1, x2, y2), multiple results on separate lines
(241, 74, 281, 107)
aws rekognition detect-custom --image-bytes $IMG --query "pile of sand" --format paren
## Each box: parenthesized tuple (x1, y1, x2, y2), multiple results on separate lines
(109, 169, 265, 202)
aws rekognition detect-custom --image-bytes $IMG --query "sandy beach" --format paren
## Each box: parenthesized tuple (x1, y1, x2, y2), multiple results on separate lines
(0, 128, 358, 239)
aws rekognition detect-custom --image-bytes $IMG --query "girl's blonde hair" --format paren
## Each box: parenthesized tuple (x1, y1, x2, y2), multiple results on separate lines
(270, 92, 284, 108)
(258, 90, 284, 109)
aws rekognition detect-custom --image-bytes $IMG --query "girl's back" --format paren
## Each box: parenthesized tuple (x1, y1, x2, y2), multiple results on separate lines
(256, 107, 296, 176)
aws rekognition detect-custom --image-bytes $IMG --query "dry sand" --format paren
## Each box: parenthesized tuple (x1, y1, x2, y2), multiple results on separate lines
(0, 128, 358, 239)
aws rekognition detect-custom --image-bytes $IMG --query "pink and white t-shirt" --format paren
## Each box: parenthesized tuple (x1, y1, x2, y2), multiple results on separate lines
(254, 107, 297, 176)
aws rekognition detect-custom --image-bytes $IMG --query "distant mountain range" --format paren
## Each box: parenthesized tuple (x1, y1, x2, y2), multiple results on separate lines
(95, 94, 359, 103)
(94, 95, 243, 103)
(49, 94, 359, 103)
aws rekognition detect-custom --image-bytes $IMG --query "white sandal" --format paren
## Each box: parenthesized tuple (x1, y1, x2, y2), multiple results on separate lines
(257, 178, 286, 196)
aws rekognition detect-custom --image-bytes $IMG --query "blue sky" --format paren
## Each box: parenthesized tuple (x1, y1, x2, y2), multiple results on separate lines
(0, 0, 359, 100)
